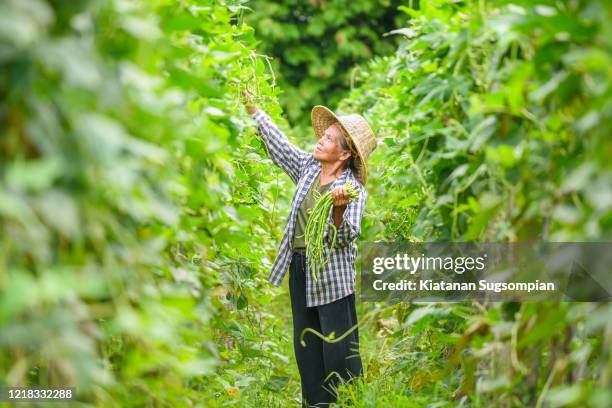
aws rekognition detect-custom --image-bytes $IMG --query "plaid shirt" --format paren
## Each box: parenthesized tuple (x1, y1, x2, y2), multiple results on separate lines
(253, 110, 366, 307)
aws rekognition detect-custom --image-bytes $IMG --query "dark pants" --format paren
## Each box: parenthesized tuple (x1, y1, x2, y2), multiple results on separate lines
(289, 250, 363, 408)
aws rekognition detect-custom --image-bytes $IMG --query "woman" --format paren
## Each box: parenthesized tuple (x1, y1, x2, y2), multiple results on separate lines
(242, 91, 376, 407)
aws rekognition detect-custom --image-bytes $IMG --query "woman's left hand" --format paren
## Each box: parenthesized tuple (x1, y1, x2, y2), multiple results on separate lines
(241, 90, 258, 115)
(331, 186, 349, 208)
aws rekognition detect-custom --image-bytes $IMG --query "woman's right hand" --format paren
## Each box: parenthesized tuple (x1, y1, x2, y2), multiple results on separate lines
(242, 90, 258, 115)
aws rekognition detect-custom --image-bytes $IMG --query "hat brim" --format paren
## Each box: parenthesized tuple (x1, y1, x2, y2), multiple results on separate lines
(311, 105, 368, 184)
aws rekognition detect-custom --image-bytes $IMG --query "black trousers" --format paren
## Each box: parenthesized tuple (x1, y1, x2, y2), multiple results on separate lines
(289, 250, 363, 408)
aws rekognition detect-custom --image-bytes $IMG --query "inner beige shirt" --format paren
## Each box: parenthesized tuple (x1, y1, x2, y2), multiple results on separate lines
(293, 174, 333, 250)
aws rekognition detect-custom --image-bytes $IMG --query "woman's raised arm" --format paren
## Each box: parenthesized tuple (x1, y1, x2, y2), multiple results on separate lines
(242, 91, 311, 184)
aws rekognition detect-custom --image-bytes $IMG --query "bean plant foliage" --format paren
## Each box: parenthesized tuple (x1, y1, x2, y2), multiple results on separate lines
(347, 0, 612, 243)
(0, 0, 610, 407)
(331, 0, 611, 407)
(1, 0, 296, 405)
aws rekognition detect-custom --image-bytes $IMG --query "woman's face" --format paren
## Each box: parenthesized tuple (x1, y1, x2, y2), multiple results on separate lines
(314, 123, 351, 164)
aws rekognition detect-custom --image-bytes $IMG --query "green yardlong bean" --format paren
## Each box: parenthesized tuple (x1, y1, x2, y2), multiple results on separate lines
(304, 181, 360, 282)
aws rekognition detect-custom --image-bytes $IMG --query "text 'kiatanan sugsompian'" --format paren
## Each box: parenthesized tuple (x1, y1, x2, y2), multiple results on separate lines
(372, 279, 556, 293)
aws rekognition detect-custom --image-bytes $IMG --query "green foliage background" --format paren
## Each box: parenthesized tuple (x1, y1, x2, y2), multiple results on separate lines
(244, 0, 405, 132)
(0, 0, 610, 407)
(332, 1, 612, 405)
(1, 0, 292, 405)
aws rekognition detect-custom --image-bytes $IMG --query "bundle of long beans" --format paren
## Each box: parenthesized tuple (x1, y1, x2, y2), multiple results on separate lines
(304, 180, 360, 282)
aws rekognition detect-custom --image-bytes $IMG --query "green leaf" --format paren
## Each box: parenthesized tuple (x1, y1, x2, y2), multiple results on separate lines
(6, 157, 64, 193)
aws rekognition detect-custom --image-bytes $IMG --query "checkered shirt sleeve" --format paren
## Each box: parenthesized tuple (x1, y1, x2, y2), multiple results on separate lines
(252, 110, 311, 184)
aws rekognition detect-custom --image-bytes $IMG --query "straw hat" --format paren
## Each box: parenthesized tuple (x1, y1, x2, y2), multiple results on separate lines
(311, 105, 377, 184)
